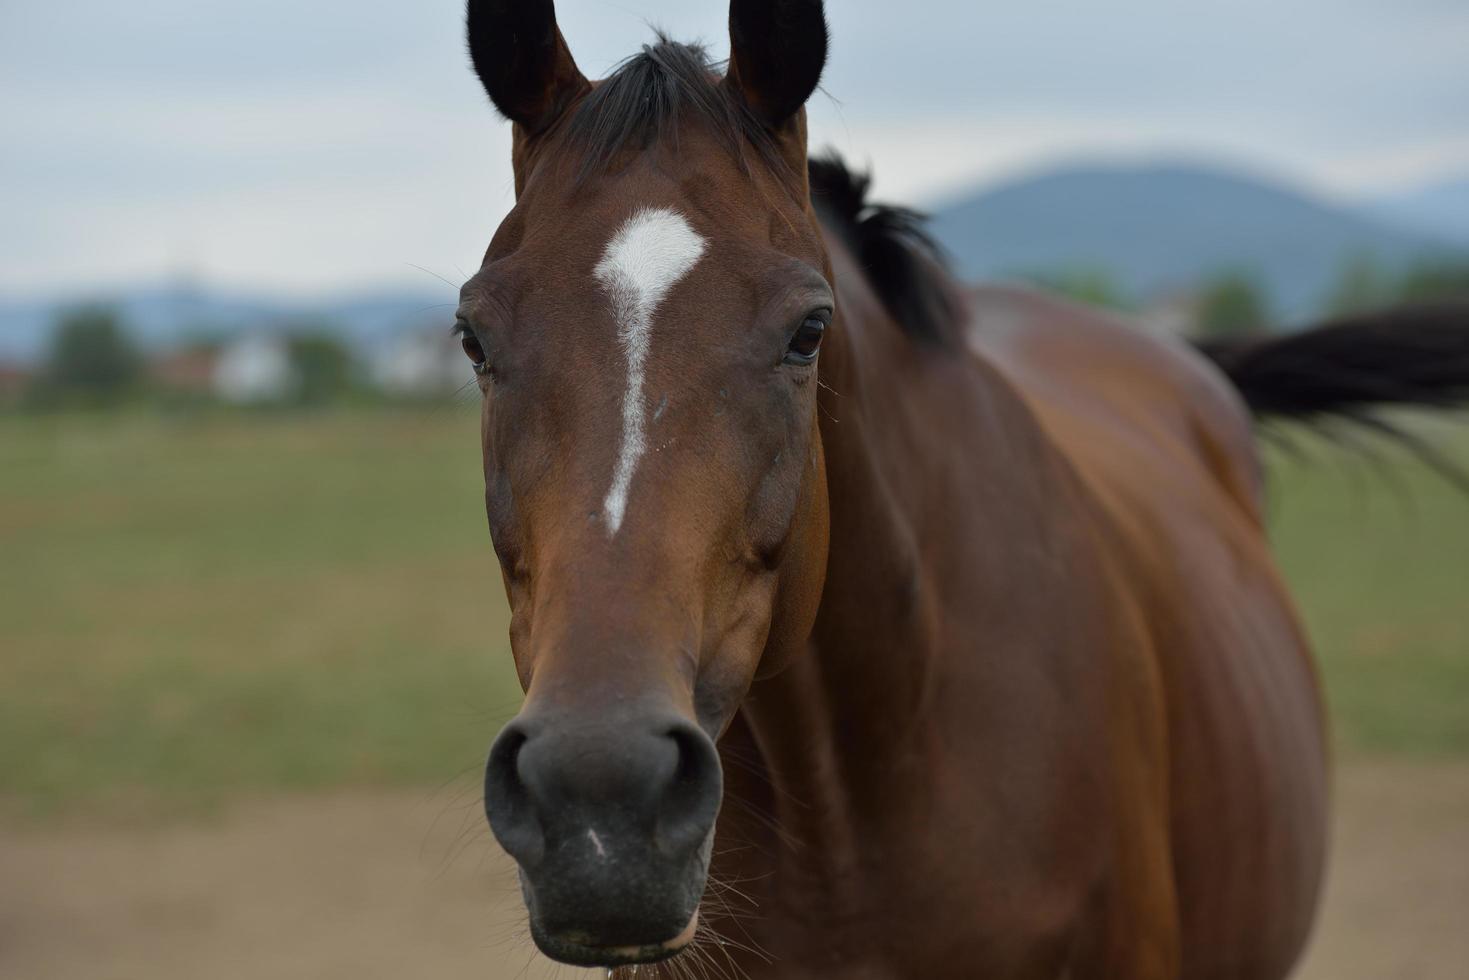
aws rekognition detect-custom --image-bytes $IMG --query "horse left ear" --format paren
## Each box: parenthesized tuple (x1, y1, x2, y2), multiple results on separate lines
(466, 0, 588, 135)
(725, 0, 828, 129)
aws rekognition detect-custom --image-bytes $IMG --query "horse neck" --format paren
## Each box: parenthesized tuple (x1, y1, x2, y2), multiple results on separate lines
(725, 242, 1071, 886)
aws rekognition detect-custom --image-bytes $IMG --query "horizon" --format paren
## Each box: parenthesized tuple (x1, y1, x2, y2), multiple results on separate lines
(1, 153, 1460, 307)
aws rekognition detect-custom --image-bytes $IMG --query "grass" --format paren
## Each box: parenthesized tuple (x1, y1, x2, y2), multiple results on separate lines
(0, 408, 522, 819)
(1, 408, 1466, 818)
(1264, 418, 1469, 757)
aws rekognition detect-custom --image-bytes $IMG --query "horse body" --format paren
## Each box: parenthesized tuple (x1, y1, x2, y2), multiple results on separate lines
(705, 237, 1326, 980)
(974, 287, 1330, 979)
(450, 3, 1469, 977)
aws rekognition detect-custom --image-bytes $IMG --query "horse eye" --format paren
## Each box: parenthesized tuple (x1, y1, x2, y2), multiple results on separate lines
(455, 321, 492, 376)
(784, 314, 828, 365)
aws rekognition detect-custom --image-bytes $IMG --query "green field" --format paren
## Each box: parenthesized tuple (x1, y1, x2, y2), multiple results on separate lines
(1266, 421, 1469, 756)
(2, 409, 1466, 818)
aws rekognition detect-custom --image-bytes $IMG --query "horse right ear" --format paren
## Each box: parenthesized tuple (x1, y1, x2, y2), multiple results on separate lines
(466, 0, 588, 135)
(725, 0, 828, 130)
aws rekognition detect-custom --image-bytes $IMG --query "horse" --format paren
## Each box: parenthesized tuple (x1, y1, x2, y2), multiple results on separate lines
(451, 2, 1469, 976)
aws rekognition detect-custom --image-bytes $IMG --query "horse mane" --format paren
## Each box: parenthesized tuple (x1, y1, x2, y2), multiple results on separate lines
(806, 154, 961, 345)
(561, 37, 960, 346)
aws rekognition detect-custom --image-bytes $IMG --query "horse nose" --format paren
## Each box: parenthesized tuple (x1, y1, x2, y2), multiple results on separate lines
(484, 711, 722, 870)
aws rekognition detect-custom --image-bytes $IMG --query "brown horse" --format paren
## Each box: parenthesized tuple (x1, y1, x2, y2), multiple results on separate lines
(452, 2, 1469, 977)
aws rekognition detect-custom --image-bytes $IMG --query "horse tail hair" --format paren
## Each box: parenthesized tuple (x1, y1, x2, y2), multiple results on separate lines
(1196, 300, 1469, 482)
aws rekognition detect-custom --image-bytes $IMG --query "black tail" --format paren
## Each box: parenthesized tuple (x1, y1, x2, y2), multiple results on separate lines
(1197, 300, 1469, 480)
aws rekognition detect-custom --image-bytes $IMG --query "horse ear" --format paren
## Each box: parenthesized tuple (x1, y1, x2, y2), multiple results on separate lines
(466, 0, 588, 134)
(725, 0, 828, 128)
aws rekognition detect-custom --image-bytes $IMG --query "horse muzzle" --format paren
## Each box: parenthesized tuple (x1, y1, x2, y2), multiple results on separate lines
(483, 706, 721, 965)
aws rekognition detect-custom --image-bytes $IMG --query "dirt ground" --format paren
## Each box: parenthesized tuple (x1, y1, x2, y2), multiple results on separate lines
(3, 762, 1466, 980)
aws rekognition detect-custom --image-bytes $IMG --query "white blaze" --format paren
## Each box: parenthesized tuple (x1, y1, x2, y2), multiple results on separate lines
(593, 208, 707, 535)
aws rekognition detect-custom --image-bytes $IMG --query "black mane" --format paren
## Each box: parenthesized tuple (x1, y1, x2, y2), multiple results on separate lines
(807, 155, 961, 345)
(561, 38, 960, 345)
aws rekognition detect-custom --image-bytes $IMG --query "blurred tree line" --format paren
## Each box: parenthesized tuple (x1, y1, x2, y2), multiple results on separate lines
(286, 332, 355, 406)
(39, 305, 147, 404)
(17, 305, 358, 410)
(7, 253, 1466, 412)
(1024, 254, 1469, 341)
(1324, 255, 1469, 317)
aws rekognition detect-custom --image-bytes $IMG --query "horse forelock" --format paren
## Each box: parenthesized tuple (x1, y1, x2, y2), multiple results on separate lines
(559, 36, 785, 184)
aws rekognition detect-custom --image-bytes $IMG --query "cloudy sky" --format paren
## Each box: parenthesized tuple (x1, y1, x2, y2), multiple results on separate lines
(2, 0, 1466, 296)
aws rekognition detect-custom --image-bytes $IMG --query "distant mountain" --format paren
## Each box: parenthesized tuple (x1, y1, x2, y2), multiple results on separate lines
(927, 163, 1464, 317)
(0, 284, 452, 364)
(1362, 178, 1469, 247)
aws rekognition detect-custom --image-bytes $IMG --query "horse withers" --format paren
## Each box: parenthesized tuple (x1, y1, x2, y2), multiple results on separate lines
(449, 2, 1469, 976)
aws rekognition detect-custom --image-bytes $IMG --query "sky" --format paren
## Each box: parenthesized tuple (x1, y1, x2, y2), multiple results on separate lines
(2, 0, 1467, 297)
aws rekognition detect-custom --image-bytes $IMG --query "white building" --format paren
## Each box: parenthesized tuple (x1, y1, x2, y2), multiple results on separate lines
(370, 326, 472, 397)
(213, 333, 295, 403)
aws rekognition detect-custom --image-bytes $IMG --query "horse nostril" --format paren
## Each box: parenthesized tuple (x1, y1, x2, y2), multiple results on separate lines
(484, 722, 545, 867)
(485, 714, 722, 871)
(655, 721, 722, 856)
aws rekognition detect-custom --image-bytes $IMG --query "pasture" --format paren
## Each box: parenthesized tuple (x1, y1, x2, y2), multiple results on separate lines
(0, 408, 516, 818)
(2, 408, 1467, 819)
